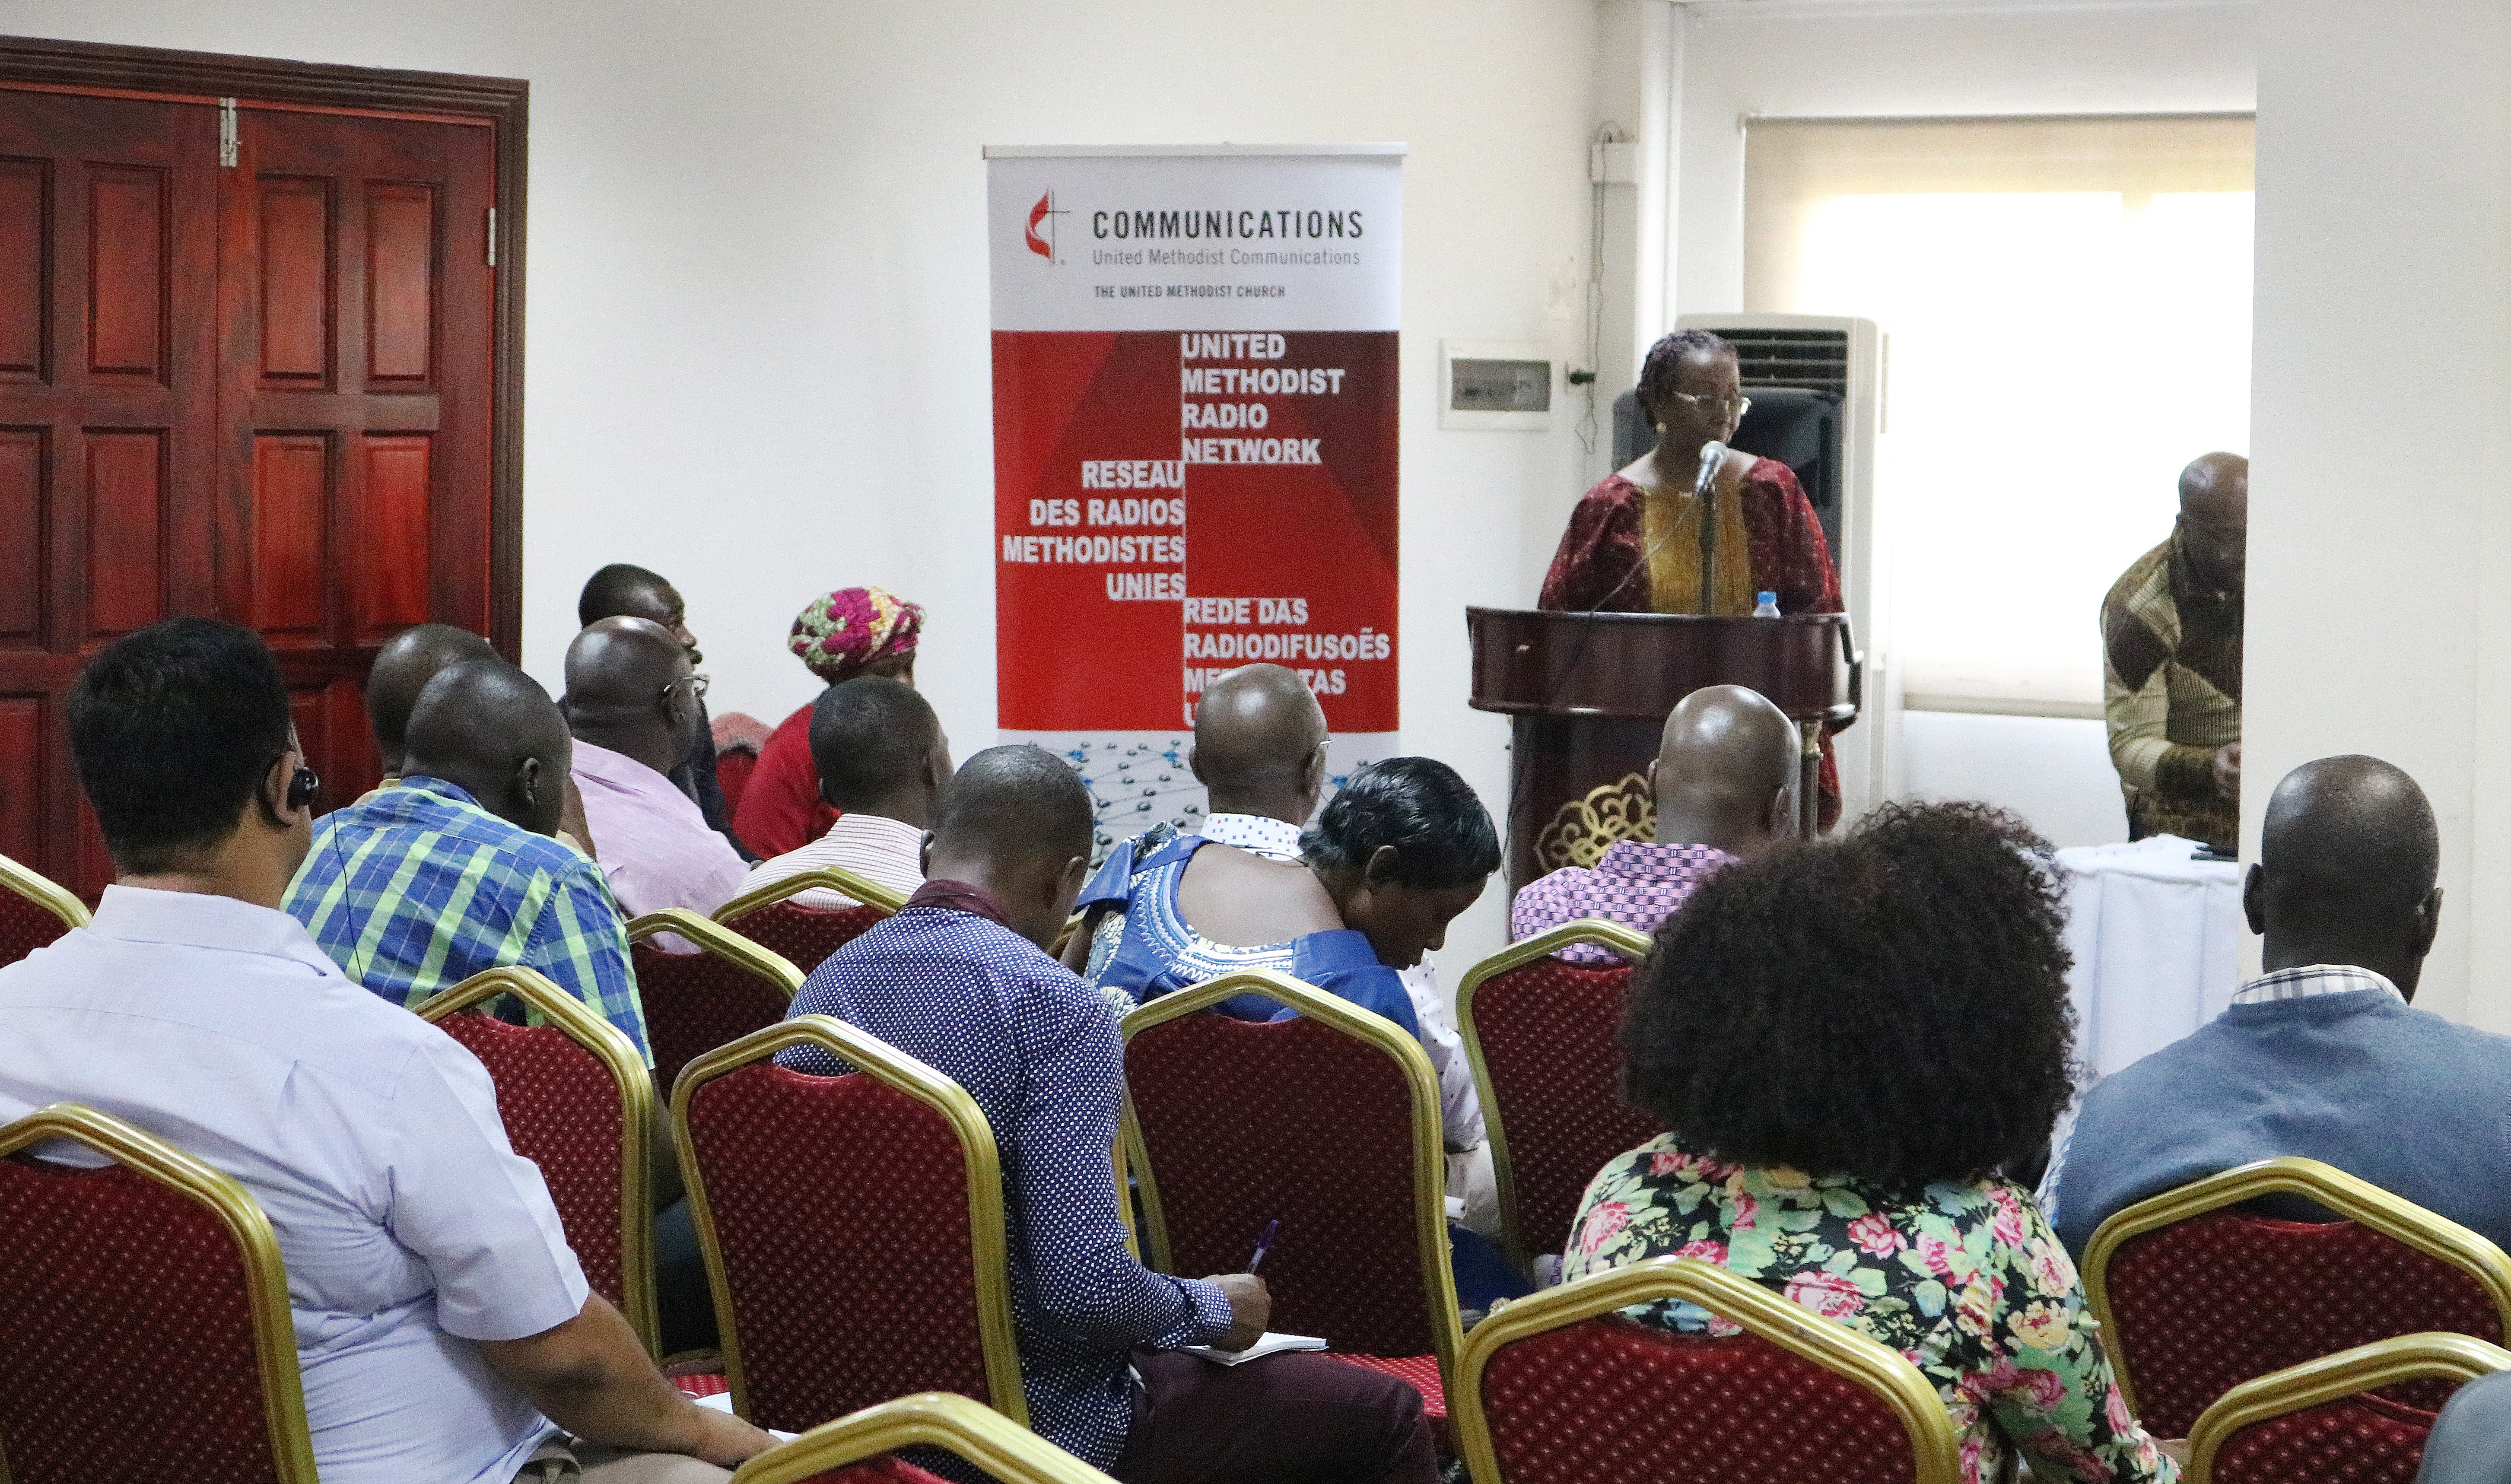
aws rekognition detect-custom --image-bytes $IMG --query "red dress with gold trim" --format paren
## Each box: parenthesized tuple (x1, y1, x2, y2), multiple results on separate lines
(1538, 461, 1845, 828)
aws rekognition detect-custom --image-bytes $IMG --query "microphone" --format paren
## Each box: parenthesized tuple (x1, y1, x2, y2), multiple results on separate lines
(1694, 439, 1727, 499)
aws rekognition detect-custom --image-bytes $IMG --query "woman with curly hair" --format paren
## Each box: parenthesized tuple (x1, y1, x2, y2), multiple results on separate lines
(1562, 801, 2178, 1483)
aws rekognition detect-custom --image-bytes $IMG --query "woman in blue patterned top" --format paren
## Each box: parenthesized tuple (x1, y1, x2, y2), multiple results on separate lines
(1564, 802, 2180, 1483)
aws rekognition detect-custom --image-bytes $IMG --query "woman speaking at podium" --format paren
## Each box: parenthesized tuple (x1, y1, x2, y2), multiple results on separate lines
(1538, 327, 1845, 826)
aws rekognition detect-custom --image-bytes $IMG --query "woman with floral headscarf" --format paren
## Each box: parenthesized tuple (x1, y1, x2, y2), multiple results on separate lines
(729, 587, 925, 859)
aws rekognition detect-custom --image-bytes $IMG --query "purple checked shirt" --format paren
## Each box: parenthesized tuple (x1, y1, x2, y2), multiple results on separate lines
(1509, 840, 1738, 963)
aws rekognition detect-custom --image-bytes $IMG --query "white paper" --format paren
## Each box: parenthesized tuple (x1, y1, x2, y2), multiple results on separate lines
(1182, 1331, 1330, 1366)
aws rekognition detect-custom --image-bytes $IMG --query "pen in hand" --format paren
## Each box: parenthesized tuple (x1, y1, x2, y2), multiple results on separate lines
(1247, 1218, 1279, 1273)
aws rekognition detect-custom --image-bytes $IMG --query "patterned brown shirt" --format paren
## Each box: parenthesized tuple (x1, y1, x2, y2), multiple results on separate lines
(2101, 537, 2241, 850)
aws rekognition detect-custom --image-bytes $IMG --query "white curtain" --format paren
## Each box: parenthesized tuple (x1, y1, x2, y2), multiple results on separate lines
(1745, 115, 2254, 712)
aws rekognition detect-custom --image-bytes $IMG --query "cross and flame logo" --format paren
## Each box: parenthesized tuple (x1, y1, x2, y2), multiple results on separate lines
(1025, 190, 1067, 262)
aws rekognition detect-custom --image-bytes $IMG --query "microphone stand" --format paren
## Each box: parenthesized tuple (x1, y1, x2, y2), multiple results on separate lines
(1693, 440, 1726, 616)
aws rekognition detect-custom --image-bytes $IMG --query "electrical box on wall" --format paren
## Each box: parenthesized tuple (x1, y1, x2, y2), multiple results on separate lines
(1440, 340, 1556, 431)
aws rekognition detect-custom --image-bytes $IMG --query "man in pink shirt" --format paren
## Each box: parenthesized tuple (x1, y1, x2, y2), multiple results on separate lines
(1510, 684, 1799, 962)
(563, 618, 750, 940)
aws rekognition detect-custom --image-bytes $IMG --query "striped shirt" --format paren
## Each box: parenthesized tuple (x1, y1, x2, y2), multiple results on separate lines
(283, 777, 650, 1064)
(734, 811, 926, 910)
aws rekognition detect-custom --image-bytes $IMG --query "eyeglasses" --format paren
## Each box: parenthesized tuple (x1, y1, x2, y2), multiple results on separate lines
(663, 673, 711, 704)
(1669, 391, 1751, 420)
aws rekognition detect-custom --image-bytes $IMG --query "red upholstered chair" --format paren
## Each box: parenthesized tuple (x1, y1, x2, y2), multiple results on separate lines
(1456, 919, 1657, 1274)
(1121, 969, 1464, 1433)
(415, 966, 661, 1354)
(2182, 1332, 2511, 1484)
(711, 710, 772, 822)
(734, 1392, 1115, 1484)
(674, 1017, 1026, 1435)
(0, 851, 89, 970)
(626, 909, 805, 1096)
(0, 1102, 320, 1484)
(715, 868, 906, 978)
(1449, 1255, 1960, 1484)
(2085, 1156, 2511, 1440)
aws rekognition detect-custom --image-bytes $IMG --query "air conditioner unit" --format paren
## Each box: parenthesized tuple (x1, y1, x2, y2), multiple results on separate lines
(1615, 313, 1896, 822)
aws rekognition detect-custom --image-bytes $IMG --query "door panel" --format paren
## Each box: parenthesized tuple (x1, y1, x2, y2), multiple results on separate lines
(0, 84, 500, 899)
(0, 159, 44, 379)
(0, 696, 42, 866)
(255, 176, 331, 385)
(0, 428, 41, 644)
(248, 432, 328, 640)
(83, 429, 166, 636)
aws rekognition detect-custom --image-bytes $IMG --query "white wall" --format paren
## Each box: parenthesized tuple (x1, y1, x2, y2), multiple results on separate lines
(2246, 0, 2511, 1025)
(1612, 0, 2257, 850)
(0, 0, 1606, 972)
(1899, 712, 2126, 848)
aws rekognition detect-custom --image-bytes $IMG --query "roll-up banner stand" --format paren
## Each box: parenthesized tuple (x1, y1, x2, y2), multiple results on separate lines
(985, 144, 1403, 856)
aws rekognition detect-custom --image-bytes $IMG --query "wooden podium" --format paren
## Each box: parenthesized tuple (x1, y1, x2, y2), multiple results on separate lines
(1466, 608, 1861, 891)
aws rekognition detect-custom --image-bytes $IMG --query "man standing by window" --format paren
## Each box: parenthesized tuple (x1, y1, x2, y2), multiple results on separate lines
(2103, 452, 2247, 852)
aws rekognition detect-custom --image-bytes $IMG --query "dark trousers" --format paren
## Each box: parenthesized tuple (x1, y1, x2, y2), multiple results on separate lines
(1112, 1348, 1437, 1484)
(655, 1197, 717, 1356)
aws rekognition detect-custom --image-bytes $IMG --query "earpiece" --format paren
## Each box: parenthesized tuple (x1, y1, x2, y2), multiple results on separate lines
(287, 763, 321, 813)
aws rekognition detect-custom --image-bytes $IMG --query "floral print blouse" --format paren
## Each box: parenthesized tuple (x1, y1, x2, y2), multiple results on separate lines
(1564, 1134, 2177, 1484)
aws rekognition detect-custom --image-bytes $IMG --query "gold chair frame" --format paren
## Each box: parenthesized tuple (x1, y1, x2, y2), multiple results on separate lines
(0, 851, 89, 935)
(715, 867, 911, 925)
(1449, 1255, 1961, 1484)
(626, 909, 806, 995)
(733, 1391, 1113, 1484)
(2182, 1331, 2511, 1484)
(2083, 1155, 2511, 1420)
(414, 966, 661, 1355)
(1118, 968, 1465, 1385)
(1453, 918, 1653, 1275)
(0, 1102, 320, 1483)
(672, 1016, 1029, 1427)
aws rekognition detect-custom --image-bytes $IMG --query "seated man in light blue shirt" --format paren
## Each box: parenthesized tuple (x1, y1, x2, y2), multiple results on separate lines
(2051, 755, 2511, 1258)
(0, 619, 769, 1483)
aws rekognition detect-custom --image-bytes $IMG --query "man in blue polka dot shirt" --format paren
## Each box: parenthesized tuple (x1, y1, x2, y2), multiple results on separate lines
(780, 745, 1436, 1482)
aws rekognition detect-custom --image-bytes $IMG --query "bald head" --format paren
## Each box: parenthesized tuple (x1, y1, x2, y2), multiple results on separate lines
(2180, 452, 2248, 514)
(367, 624, 495, 776)
(2178, 452, 2249, 592)
(1652, 685, 1802, 857)
(1192, 664, 1329, 823)
(927, 745, 1096, 948)
(563, 616, 699, 777)
(2250, 755, 2442, 995)
(402, 658, 572, 835)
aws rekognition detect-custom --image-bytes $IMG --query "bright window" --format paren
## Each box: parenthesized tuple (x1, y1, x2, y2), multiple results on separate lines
(1745, 116, 2254, 712)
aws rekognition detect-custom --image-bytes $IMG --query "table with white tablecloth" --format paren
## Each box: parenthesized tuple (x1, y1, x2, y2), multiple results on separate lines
(2056, 834, 2246, 1078)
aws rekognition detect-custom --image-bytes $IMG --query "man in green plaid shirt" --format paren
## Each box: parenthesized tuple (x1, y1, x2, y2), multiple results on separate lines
(284, 661, 650, 1064)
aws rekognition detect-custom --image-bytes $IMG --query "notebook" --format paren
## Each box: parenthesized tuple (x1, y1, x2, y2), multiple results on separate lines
(1182, 1331, 1330, 1366)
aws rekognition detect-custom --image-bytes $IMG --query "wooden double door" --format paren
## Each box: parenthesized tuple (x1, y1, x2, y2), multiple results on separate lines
(0, 76, 507, 897)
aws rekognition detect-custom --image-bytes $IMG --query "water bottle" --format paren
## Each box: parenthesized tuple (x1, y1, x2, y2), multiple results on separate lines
(1752, 591, 1780, 619)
